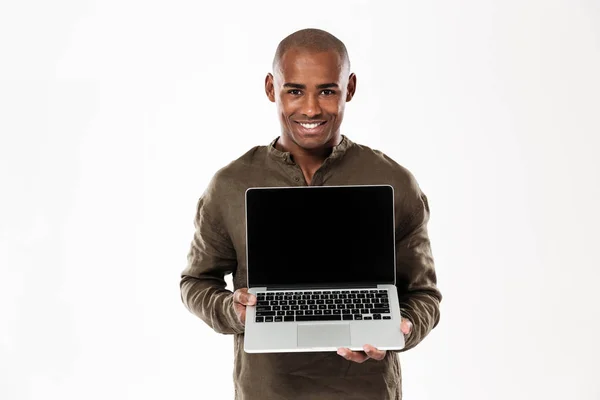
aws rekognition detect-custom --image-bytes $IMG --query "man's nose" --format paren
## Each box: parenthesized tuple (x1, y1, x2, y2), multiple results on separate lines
(301, 94, 322, 118)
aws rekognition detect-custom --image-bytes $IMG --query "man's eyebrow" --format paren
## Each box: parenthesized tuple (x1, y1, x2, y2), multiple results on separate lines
(283, 83, 340, 89)
(283, 83, 306, 89)
(316, 83, 339, 89)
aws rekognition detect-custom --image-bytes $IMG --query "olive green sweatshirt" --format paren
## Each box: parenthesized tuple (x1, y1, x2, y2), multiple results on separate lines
(180, 135, 442, 399)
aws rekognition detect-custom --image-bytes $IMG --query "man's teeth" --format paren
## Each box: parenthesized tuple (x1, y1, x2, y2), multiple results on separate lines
(299, 122, 322, 129)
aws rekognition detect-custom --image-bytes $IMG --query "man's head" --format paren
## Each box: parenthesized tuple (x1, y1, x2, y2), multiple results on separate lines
(265, 29, 356, 153)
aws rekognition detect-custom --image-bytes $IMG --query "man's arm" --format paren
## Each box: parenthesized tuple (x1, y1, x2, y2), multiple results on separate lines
(180, 195, 245, 335)
(396, 191, 442, 351)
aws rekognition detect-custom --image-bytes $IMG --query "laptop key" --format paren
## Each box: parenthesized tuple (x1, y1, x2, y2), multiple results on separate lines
(284, 316, 294, 322)
(291, 305, 299, 310)
(342, 314, 353, 320)
(333, 310, 341, 314)
(314, 310, 323, 315)
(265, 317, 273, 322)
(277, 311, 285, 316)
(256, 317, 264, 322)
(296, 315, 341, 322)
(383, 316, 391, 320)
(286, 311, 294, 316)
(373, 314, 382, 320)
(257, 306, 271, 312)
(327, 305, 336, 310)
(256, 311, 275, 316)
(360, 309, 369, 314)
(257, 301, 270, 306)
(275, 316, 283, 322)
(354, 315, 363, 320)
(296, 310, 304, 316)
(305, 310, 313, 315)
(324, 310, 332, 315)
(371, 308, 391, 314)
(342, 309, 350, 314)
(351, 309, 360, 314)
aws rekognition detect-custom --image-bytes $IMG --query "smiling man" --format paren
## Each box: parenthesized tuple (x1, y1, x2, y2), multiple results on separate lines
(180, 28, 442, 399)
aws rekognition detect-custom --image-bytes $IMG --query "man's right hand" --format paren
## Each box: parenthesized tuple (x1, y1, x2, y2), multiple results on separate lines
(233, 288, 256, 325)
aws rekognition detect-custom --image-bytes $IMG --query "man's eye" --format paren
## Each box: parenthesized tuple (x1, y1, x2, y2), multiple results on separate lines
(321, 90, 335, 95)
(288, 90, 302, 95)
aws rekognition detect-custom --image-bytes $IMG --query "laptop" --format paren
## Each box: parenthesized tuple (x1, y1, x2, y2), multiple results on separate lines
(243, 184, 405, 353)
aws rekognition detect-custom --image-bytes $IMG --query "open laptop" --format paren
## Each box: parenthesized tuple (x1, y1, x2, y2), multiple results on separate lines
(243, 184, 405, 353)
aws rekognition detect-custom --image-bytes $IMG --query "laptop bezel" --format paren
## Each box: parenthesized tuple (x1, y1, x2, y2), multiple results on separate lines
(244, 184, 397, 290)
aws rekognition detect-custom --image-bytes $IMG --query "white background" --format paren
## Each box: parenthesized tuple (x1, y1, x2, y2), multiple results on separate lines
(1, 0, 599, 399)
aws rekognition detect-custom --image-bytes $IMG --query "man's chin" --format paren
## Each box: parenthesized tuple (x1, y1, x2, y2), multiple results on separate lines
(292, 132, 333, 150)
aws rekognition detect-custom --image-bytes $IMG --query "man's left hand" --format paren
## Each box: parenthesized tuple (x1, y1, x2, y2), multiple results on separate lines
(337, 318, 413, 363)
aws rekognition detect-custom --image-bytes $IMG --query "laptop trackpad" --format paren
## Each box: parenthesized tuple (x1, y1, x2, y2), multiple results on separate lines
(297, 324, 351, 348)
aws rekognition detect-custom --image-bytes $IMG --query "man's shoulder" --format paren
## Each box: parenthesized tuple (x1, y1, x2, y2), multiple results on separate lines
(215, 144, 268, 179)
(349, 141, 420, 192)
(203, 143, 270, 195)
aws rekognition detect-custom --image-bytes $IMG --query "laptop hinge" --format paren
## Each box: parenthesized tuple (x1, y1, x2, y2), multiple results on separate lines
(263, 283, 379, 290)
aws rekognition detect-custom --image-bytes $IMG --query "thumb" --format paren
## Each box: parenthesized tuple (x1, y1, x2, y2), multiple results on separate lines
(234, 289, 256, 305)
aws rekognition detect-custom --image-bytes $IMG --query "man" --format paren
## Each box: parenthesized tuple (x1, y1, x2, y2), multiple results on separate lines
(180, 28, 442, 399)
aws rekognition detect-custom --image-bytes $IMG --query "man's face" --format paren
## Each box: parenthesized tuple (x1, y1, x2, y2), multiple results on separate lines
(265, 48, 356, 151)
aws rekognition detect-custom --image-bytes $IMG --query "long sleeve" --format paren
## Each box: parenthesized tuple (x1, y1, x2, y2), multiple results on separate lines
(395, 191, 442, 351)
(180, 195, 245, 335)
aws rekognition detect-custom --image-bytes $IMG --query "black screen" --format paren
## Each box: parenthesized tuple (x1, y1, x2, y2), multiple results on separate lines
(246, 185, 395, 288)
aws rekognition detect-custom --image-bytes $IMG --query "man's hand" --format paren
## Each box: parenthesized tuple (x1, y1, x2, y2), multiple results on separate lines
(337, 318, 413, 363)
(233, 288, 256, 325)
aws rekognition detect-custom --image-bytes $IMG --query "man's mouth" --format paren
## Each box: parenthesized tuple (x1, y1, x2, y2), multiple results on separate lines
(295, 121, 327, 132)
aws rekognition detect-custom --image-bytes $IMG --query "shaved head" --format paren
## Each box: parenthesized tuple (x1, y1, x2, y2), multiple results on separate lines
(272, 28, 351, 73)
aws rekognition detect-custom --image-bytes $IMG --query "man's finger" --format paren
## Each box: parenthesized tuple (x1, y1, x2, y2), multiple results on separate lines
(337, 348, 370, 363)
(363, 344, 386, 361)
(400, 318, 413, 335)
(233, 289, 256, 305)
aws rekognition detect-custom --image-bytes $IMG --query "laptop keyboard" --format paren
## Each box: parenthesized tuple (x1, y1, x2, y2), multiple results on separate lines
(254, 289, 391, 323)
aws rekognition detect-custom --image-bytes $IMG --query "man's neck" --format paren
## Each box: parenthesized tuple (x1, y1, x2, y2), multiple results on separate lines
(275, 134, 342, 184)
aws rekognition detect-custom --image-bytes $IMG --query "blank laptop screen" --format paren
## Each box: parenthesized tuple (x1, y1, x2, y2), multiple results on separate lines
(245, 185, 396, 288)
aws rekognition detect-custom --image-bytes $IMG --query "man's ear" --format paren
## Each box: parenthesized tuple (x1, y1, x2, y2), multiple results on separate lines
(265, 73, 275, 102)
(346, 73, 357, 102)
